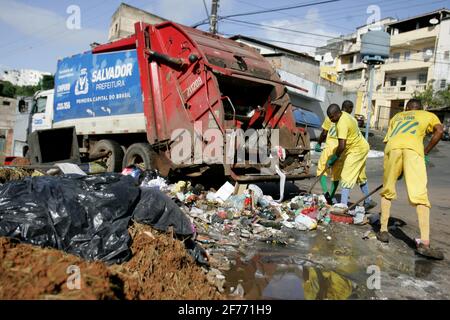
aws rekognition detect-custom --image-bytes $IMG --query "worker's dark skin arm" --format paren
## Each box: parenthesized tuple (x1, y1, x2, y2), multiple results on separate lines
(424, 124, 444, 155)
(317, 129, 328, 145)
(335, 139, 346, 157)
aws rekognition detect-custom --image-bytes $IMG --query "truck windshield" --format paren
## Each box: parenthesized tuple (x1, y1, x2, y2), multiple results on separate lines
(31, 96, 47, 114)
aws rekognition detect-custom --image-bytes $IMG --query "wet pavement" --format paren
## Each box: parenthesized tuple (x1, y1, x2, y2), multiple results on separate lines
(222, 140, 450, 300)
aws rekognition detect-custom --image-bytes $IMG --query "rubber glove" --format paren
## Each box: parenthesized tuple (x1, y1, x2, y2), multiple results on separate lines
(326, 154, 339, 168)
(314, 143, 322, 153)
(424, 155, 430, 166)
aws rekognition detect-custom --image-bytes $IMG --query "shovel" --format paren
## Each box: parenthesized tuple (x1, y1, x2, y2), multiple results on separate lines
(307, 167, 328, 194)
(330, 184, 383, 215)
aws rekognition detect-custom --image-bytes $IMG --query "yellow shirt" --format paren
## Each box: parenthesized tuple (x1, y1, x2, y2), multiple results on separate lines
(322, 117, 338, 148)
(336, 111, 369, 153)
(384, 110, 441, 157)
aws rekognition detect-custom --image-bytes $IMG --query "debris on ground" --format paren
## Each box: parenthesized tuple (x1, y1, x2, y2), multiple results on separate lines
(0, 168, 371, 300)
(0, 167, 33, 184)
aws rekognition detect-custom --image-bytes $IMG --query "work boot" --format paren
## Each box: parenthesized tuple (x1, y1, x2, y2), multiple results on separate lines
(376, 231, 389, 243)
(364, 200, 377, 211)
(416, 243, 444, 260)
(324, 192, 333, 205)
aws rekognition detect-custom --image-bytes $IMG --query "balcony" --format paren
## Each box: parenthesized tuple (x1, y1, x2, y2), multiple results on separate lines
(382, 83, 427, 94)
(382, 51, 433, 72)
(340, 62, 365, 71)
(390, 26, 438, 47)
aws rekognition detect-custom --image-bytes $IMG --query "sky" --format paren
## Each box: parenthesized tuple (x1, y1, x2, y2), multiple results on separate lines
(0, 0, 449, 73)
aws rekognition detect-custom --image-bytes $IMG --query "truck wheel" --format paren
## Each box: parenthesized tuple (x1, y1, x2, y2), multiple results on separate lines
(122, 143, 157, 170)
(90, 139, 124, 172)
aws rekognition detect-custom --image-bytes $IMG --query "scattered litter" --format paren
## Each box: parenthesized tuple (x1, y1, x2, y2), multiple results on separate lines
(214, 181, 235, 202)
(54, 163, 87, 175)
(121, 165, 142, 179)
(294, 214, 318, 230)
(141, 175, 168, 191)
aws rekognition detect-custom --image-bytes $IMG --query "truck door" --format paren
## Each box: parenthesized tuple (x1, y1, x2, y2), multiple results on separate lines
(31, 91, 54, 132)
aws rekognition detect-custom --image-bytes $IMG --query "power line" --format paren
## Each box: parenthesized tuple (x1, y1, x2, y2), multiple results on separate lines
(283, 0, 448, 29)
(222, 33, 450, 65)
(222, 13, 450, 55)
(192, 0, 342, 27)
(220, 0, 342, 19)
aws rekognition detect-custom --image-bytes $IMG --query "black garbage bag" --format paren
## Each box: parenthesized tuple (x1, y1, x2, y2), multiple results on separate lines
(0, 174, 140, 264)
(132, 187, 193, 236)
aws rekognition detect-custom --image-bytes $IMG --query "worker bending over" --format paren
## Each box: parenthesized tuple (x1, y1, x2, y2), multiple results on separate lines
(315, 107, 341, 203)
(378, 99, 444, 260)
(315, 100, 356, 203)
(326, 104, 376, 210)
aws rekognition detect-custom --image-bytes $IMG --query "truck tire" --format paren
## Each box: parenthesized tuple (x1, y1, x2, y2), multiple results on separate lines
(90, 139, 124, 172)
(122, 143, 157, 170)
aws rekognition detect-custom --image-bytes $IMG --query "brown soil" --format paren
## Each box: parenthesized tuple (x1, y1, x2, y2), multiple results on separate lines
(0, 223, 222, 300)
(111, 224, 222, 300)
(0, 237, 118, 300)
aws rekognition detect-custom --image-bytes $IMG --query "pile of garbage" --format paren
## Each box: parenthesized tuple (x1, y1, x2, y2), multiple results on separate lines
(0, 163, 370, 296)
(137, 170, 369, 287)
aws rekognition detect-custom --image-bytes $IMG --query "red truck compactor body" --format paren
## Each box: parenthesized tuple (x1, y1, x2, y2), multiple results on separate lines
(31, 21, 312, 182)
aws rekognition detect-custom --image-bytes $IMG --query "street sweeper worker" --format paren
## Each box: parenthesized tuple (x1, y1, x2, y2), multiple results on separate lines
(315, 108, 340, 203)
(325, 104, 376, 209)
(315, 101, 356, 203)
(377, 99, 444, 260)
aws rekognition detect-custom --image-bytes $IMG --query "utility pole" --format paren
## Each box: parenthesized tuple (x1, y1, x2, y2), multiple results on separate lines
(365, 64, 375, 140)
(210, 0, 219, 34)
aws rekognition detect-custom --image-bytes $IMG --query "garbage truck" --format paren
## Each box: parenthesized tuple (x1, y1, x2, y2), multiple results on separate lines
(28, 21, 312, 182)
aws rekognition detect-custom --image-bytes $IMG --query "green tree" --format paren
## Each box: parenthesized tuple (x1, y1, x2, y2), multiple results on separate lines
(40, 74, 54, 90)
(435, 86, 450, 108)
(412, 83, 439, 109)
(15, 85, 40, 97)
(0, 80, 16, 98)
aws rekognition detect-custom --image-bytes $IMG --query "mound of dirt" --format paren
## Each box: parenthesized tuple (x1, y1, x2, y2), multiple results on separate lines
(0, 223, 222, 300)
(0, 237, 118, 300)
(110, 224, 222, 300)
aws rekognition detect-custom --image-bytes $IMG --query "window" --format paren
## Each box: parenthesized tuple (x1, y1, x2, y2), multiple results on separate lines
(418, 73, 427, 84)
(31, 97, 47, 114)
(18, 99, 28, 113)
(2, 100, 11, 106)
(440, 79, 447, 89)
(404, 51, 411, 61)
(444, 51, 450, 60)
(401, 77, 407, 85)
(393, 53, 400, 62)
(400, 77, 407, 91)
(0, 129, 6, 153)
(390, 78, 397, 86)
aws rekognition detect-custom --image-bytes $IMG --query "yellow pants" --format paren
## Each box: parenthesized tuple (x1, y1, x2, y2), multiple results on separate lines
(316, 143, 342, 181)
(339, 148, 368, 189)
(380, 148, 430, 207)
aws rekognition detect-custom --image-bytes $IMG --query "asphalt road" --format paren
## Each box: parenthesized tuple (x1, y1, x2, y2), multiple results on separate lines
(304, 139, 450, 299)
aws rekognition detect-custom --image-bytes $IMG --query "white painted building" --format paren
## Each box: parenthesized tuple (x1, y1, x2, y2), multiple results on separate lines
(0, 68, 51, 86)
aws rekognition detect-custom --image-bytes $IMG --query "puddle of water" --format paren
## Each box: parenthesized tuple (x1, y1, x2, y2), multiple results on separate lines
(224, 244, 375, 300)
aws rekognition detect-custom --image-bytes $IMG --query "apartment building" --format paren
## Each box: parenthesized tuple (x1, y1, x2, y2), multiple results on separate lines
(317, 8, 450, 130)
(317, 18, 396, 116)
(372, 9, 450, 129)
